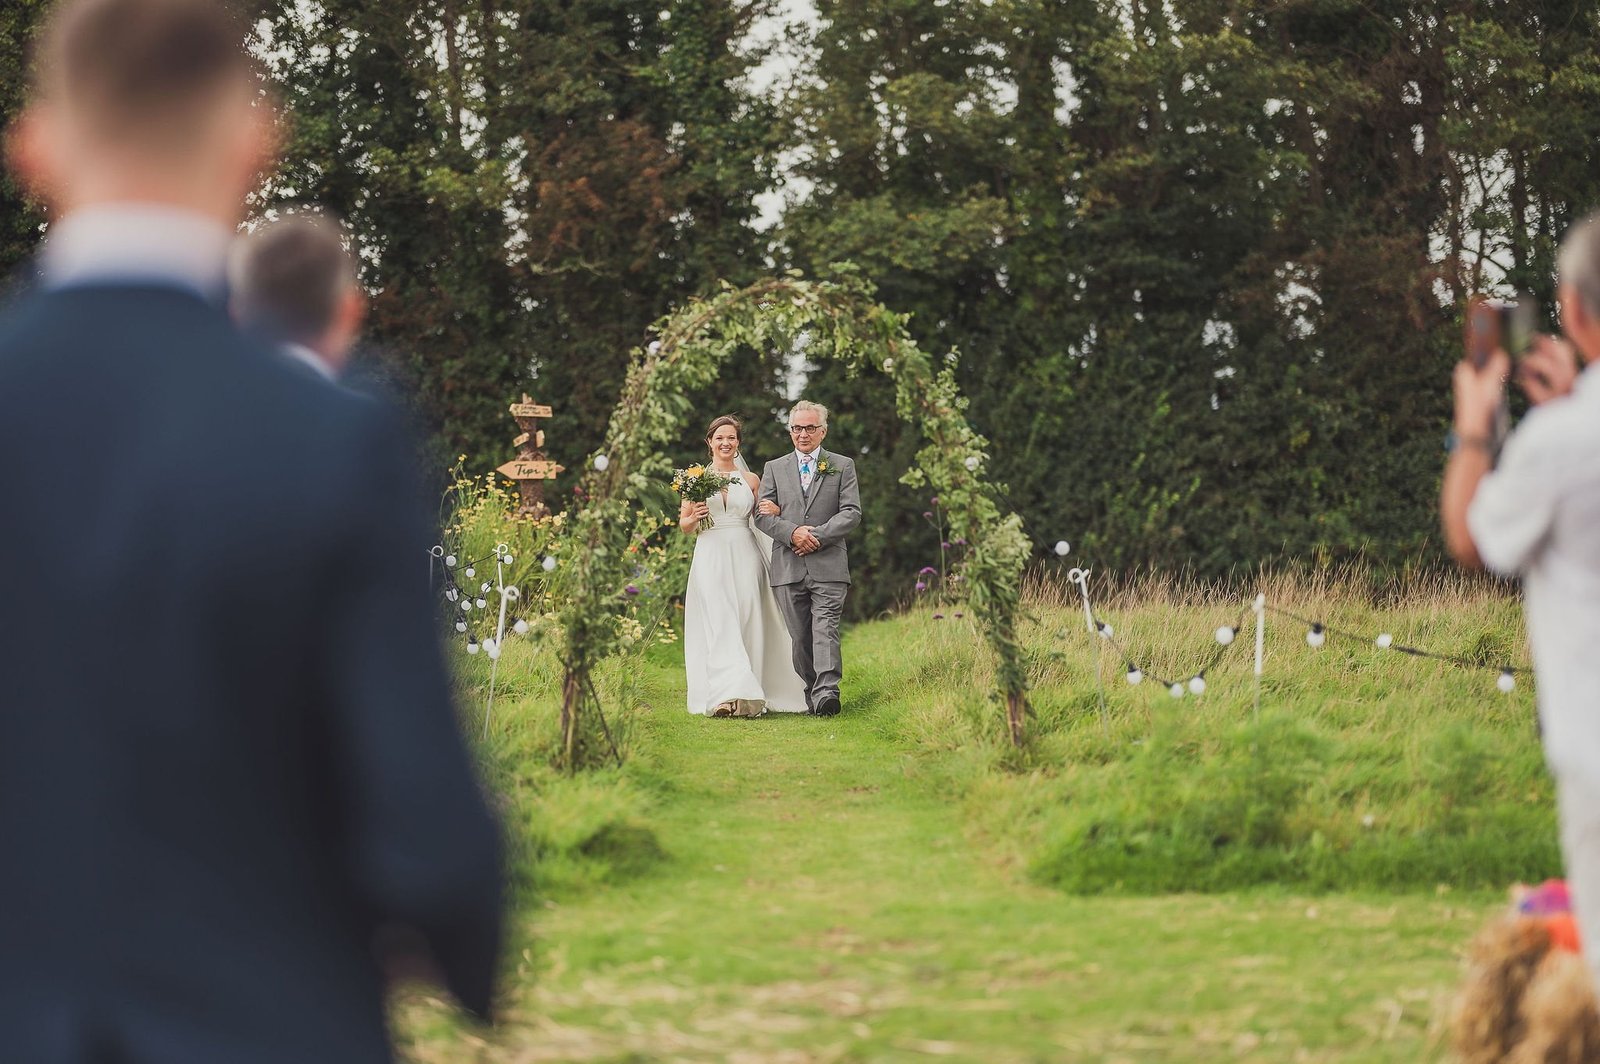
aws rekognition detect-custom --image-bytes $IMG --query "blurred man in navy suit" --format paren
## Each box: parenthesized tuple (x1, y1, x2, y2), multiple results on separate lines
(231, 210, 365, 383)
(0, 1, 504, 1060)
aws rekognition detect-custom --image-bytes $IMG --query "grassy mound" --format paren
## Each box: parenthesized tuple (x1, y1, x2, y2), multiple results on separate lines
(856, 569, 1558, 895)
(458, 642, 669, 899)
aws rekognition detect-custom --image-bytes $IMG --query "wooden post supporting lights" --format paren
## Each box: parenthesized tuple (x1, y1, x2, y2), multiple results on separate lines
(498, 394, 563, 517)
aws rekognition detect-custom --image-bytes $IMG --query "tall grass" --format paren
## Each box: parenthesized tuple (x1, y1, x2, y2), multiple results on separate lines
(448, 547, 1555, 906)
(873, 566, 1556, 894)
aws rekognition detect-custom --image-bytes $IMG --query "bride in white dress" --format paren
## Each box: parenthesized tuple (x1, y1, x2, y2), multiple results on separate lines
(680, 415, 810, 717)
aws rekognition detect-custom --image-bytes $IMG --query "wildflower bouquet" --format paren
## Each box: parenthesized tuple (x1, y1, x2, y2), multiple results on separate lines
(672, 464, 736, 530)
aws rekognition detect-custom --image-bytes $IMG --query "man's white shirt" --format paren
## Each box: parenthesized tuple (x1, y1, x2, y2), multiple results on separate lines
(1469, 368, 1600, 783)
(40, 203, 231, 295)
(796, 448, 820, 493)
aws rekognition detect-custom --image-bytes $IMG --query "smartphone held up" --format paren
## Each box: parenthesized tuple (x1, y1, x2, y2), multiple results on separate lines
(1464, 294, 1535, 368)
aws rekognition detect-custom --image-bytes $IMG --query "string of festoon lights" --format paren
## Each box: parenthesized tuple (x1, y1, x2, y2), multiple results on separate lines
(430, 542, 532, 738)
(1057, 553, 1529, 714)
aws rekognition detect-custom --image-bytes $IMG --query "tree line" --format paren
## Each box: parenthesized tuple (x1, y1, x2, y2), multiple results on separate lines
(6, 1, 1600, 613)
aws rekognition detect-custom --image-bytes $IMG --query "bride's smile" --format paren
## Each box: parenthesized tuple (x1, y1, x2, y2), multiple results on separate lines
(709, 424, 741, 471)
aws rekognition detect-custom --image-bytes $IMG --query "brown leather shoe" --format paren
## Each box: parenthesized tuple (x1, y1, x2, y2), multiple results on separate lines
(710, 702, 735, 718)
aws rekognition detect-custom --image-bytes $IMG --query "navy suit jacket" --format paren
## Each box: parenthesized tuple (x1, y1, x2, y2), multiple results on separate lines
(0, 284, 503, 1062)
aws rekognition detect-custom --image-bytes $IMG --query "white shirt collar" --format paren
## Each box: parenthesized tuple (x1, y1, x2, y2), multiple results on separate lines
(282, 342, 338, 382)
(796, 448, 821, 464)
(39, 203, 232, 297)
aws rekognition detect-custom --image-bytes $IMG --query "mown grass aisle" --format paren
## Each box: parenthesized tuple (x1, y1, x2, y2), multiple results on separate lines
(400, 605, 1520, 1063)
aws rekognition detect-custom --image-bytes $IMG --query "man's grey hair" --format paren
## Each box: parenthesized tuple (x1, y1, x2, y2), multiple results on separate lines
(1558, 210, 1600, 321)
(231, 210, 357, 344)
(789, 400, 829, 428)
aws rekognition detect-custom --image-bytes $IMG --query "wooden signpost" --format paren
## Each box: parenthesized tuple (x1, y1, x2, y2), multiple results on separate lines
(498, 394, 563, 517)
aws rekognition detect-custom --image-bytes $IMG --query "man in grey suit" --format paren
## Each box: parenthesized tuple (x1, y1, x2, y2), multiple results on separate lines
(753, 400, 864, 716)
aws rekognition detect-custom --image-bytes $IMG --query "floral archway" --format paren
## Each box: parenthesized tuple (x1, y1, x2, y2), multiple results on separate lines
(551, 273, 1033, 768)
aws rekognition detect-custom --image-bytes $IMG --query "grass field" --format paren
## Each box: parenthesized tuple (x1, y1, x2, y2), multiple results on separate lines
(397, 573, 1551, 1062)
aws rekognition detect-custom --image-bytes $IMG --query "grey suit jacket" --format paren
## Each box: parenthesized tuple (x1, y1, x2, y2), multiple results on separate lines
(753, 451, 863, 586)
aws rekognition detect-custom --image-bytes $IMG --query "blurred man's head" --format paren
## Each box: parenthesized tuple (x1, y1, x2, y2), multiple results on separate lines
(231, 211, 365, 375)
(5, 0, 275, 223)
(1558, 211, 1600, 365)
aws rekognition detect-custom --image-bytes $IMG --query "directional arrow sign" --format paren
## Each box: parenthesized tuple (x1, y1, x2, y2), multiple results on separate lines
(509, 403, 553, 419)
(498, 459, 563, 481)
(513, 431, 531, 448)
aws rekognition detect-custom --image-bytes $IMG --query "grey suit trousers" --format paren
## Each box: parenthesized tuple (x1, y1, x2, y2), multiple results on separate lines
(774, 576, 848, 706)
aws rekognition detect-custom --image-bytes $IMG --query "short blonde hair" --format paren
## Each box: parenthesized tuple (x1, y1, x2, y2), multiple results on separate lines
(789, 400, 829, 428)
(33, 0, 258, 149)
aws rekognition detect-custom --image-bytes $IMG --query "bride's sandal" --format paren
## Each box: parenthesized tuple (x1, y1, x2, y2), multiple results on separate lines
(710, 702, 736, 718)
(732, 699, 766, 718)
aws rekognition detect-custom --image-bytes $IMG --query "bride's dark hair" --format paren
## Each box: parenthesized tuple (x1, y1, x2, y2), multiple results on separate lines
(705, 415, 742, 452)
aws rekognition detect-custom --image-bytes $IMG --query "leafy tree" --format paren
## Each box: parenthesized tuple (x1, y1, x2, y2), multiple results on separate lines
(784, 0, 1600, 604)
(0, 0, 47, 285)
(253, 0, 787, 482)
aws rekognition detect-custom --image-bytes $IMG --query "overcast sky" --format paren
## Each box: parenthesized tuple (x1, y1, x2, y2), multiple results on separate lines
(744, 0, 818, 230)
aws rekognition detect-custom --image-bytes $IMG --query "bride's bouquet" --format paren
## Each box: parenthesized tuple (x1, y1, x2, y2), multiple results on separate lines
(672, 464, 737, 530)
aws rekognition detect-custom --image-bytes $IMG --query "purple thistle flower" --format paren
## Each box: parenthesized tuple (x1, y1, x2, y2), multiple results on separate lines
(953, 538, 967, 546)
(922, 511, 933, 519)
(915, 582, 927, 592)
(930, 497, 940, 507)
(918, 566, 937, 576)
(625, 584, 640, 596)
(954, 612, 964, 618)
(933, 612, 946, 620)
(941, 541, 951, 550)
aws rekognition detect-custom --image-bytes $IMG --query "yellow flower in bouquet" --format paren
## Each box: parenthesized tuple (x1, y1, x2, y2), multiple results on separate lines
(672, 464, 736, 530)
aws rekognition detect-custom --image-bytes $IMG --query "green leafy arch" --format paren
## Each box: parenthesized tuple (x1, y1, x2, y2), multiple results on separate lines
(553, 273, 1033, 768)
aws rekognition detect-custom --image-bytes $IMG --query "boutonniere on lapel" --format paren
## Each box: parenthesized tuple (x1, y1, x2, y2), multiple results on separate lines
(813, 454, 840, 477)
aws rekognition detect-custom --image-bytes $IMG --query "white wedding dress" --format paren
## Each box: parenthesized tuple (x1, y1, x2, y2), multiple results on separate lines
(684, 476, 810, 714)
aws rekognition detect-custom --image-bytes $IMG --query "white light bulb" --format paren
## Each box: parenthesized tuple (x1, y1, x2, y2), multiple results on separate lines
(1097, 622, 1113, 640)
(480, 581, 492, 593)
(965, 455, 980, 471)
(542, 556, 557, 572)
(1169, 683, 1185, 699)
(1376, 633, 1393, 649)
(594, 455, 610, 472)
(1126, 667, 1144, 685)
(445, 588, 459, 602)
(502, 555, 514, 566)
(484, 639, 500, 659)
(1498, 671, 1516, 693)
(444, 554, 457, 567)
(474, 598, 487, 609)
(1215, 626, 1235, 646)
(454, 621, 467, 633)
(464, 567, 475, 578)
(1053, 540, 1071, 557)
(513, 619, 529, 635)
(1306, 627, 1326, 648)
(647, 340, 661, 354)
(1189, 675, 1207, 695)
(465, 642, 480, 655)
(459, 600, 471, 612)
(883, 358, 895, 372)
